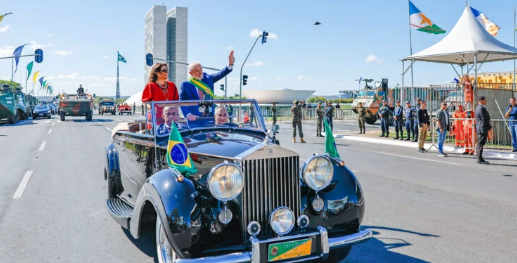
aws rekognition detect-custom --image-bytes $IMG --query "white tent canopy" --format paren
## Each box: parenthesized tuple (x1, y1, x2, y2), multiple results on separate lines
(403, 5, 517, 65)
(124, 91, 143, 106)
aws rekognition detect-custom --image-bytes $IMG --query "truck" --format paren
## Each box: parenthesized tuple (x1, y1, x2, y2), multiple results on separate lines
(351, 79, 395, 125)
(0, 85, 28, 124)
(59, 93, 94, 121)
(98, 98, 116, 115)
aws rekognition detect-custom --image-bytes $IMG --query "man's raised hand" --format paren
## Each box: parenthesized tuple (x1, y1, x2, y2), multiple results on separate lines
(229, 50, 235, 66)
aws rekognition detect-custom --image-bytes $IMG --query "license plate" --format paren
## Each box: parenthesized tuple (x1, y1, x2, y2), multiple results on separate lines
(268, 238, 312, 261)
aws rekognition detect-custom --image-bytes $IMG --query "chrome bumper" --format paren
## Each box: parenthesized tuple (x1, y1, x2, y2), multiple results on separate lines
(176, 228, 372, 263)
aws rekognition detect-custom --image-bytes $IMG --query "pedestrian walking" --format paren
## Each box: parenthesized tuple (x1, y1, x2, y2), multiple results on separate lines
(272, 102, 277, 125)
(436, 101, 450, 157)
(475, 96, 492, 164)
(133, 102, 136, 114)
(307, 103, 312, 118)
(326, 102, 334, 132)
(393, 100, 403, 140)
(505, 97, 517, 152)
(464, 111, 476, 155)
(336, 102, 341, 119)
(316, 102, 324, 137)
(451, 105, 466, 150)
(323, 101, 329, 132)
(417, 100, 430, 153)
(412, 98, 422, 142)
(141, 104, 144, 115)
(404, 101, 414, 141)
(291, 100, 305, 143)
(356, 102, 366, 134)
(378, 101, 390, 137)
(301, 100, 307, 119)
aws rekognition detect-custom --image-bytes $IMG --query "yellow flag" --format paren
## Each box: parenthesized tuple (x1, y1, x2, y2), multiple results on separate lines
(0, 15, 4, 24)
(33, 71, 40, 85)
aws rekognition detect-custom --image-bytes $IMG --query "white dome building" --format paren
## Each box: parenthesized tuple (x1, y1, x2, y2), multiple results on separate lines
(124, 91, 143, 106)
(242, 89, 315, 105)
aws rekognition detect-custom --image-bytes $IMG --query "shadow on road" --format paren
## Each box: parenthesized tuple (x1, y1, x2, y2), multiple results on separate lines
(122, 226, 158, 263)
(345, 226, 437, 263)
(94, 119, 114, 122)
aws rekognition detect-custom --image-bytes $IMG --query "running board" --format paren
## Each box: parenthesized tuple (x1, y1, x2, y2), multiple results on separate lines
(106, 197, 133, 229)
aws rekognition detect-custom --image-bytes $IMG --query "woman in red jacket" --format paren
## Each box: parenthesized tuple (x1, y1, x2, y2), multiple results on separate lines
(142, 63, 179, 130)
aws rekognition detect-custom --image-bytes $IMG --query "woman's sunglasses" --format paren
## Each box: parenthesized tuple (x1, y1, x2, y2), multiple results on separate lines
(158, 68, 168, 73)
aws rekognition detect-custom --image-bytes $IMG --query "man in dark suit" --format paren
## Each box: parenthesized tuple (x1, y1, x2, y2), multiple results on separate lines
(475, 96, 492, 164)
(180, 51, 235, 127)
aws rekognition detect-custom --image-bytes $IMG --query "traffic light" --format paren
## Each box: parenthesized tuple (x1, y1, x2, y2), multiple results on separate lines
(242, 75, 248, 85)
(35, 49, 43, 63)
(145, 53, 154, 66)
(220, 84, 225, 91)
(261, 31, 269, 44)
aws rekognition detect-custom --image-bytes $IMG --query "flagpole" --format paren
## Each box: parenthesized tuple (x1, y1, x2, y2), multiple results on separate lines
(514, 6, 516, 91)
(408, 0, 414, 92)
(116, 52, 120, 100)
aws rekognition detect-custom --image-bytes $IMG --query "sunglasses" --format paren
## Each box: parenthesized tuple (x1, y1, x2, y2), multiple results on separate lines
(158, 68, 168, 73)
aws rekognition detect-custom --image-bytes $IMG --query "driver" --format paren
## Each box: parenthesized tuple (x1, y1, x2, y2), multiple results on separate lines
(214, 106, 229, 125)
(156, 106, 187, 136)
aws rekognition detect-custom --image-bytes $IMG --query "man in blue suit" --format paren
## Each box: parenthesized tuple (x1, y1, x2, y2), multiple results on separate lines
(180, 51, 235, 127)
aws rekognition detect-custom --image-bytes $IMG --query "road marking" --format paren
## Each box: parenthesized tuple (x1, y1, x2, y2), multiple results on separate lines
(39, 141, 47, 151)
(370, 150, 463, 166)
(12, 171, 34, 199)
(105, 127, 112, 132)
(117, 119, 123, 122)
(52, 122, 55, 126)
(48, 129, 52, 134)
(44, 120, 50, 123)
(97, 121, 102, 125)
(351, 169, 359, 173)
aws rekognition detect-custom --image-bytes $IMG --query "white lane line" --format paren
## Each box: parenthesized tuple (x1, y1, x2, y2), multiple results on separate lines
(52, 122, 55, 126)
(48, 129, 52, 134)
(105, 127, 112, 132)
(44, 120, 50, 123)
(370, 150, 463, 166)
(351, 169, 359, 173)
(117, 119, 123, 122)
(39, 141, 47, 151)
(97, 121, 102, 125)
(12, 171, 34, 199)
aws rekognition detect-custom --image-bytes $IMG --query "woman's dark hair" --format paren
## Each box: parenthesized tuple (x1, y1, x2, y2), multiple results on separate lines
(148, 63, 168, 83)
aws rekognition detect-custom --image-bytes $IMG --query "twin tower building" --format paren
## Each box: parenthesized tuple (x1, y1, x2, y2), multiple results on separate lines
(145, 6, 188, 85)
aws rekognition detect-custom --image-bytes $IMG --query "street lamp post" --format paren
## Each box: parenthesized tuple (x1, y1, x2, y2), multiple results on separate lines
(240, 31, 267, 99)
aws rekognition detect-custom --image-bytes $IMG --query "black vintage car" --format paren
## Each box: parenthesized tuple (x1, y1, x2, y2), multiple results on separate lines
(105, 100, 371, 263)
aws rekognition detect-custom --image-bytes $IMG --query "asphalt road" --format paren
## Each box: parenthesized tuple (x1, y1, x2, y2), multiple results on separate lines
(0, 114, 516, 263)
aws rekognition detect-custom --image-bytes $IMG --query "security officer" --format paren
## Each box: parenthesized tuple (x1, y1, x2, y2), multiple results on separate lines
(356, 102, 366, 134)
(291, 100, 306, 143)
(412, 98, 422, 142)
(316, 102, 324, 137)
(326, 101, 334, 131)
(393, 100, 404, 140)
(378, 101, 390, 137)
(272, 102, 277, 125)
(404, 101, 414, 141)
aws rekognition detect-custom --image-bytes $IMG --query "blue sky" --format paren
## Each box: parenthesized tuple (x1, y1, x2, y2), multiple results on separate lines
(2, 0, 517, 97)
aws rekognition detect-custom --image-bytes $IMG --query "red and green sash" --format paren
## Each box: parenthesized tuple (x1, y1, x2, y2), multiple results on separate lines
(189, 77, 213, 98)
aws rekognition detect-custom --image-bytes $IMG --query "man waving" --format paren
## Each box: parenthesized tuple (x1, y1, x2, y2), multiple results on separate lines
(180, 51, 235, 127)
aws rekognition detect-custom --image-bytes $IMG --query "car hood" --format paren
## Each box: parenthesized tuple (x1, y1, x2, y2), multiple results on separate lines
(182, 130, 266, 158)
(34, 110, 50, 113)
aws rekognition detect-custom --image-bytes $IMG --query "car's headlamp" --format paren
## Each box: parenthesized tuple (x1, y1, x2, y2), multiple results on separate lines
(208, 162, 244, 201)
(301, 156, 334, 191)
(269, 207, 295, 236)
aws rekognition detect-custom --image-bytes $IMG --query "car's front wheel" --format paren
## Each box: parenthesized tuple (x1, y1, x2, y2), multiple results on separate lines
(156, 218, 179, 263)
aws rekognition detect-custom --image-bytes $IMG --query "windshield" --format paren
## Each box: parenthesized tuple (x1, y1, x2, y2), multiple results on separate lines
(35, 105, 49, 110)
(149, 100, 265, 139)
(100, 102, 114, 106)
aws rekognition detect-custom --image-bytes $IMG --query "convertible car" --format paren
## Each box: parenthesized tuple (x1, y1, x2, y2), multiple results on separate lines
(105, 100, 371, 263)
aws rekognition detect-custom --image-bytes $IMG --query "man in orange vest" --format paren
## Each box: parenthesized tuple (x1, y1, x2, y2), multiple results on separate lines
(462, 74, 474, 111)
(464, 111, 476, 155)
(451, 104, 466, 148)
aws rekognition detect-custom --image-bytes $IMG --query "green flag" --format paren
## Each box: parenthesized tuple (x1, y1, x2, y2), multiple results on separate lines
(117, 52, 127, 63)
(166, 123, 197, 176)
(26, 61, 34, 81)
(324, 119, 340, 159)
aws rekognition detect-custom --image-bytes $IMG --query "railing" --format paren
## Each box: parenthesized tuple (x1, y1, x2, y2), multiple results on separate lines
(260, 106, 358, 122)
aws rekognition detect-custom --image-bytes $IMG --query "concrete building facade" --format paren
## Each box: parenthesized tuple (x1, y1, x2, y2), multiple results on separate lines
(144, 5, 188, 84)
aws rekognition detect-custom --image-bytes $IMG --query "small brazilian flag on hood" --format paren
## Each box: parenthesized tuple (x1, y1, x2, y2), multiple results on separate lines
(166, 124, 197, 176)
(324, 119, 340, 159)
(118, 52, 127, 63)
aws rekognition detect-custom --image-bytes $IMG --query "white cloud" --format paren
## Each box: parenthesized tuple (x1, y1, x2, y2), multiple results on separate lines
(48, 34, 53, 37)
(246, 61, 264, 66)
(250, 76, 260, 80)
(103, 55, 109, 59)
(28, 41, 52, 51)
(226, 46, 233, 51)
(274, 77, 290, 81)
(0, 45, 14, 57)
(298, 75, 310, 80)
(365, 55, 383, 64)
(249, 29, 278, 40)
(54, 50, 74, 56)
(0, 25, 11, 33)
(58, 73, 82, 79)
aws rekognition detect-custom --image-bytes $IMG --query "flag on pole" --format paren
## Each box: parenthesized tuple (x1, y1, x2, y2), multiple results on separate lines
(324, 119, 341, 159)
(13, 45, 26, 74)
(26, 61, 34, 81)
(166, 123, 197, 176)
(409, 1, 446, 34)
(39, 76, 44, 86)
(33, 70, 40, 84)
(0, 15, 5, 24)
(42, 80, 47, 90)
(471, 7, 500, 36)
(117, 52, 127, 63)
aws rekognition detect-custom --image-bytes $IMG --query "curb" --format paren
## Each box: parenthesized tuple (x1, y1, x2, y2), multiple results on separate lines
(334, 134, 517, 160)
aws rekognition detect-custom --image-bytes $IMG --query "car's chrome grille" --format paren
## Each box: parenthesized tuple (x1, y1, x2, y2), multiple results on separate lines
(241, 156, 300, 241)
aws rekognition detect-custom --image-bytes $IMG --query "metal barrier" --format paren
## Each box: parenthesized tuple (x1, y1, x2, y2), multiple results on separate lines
(261, 106, 358, 122)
